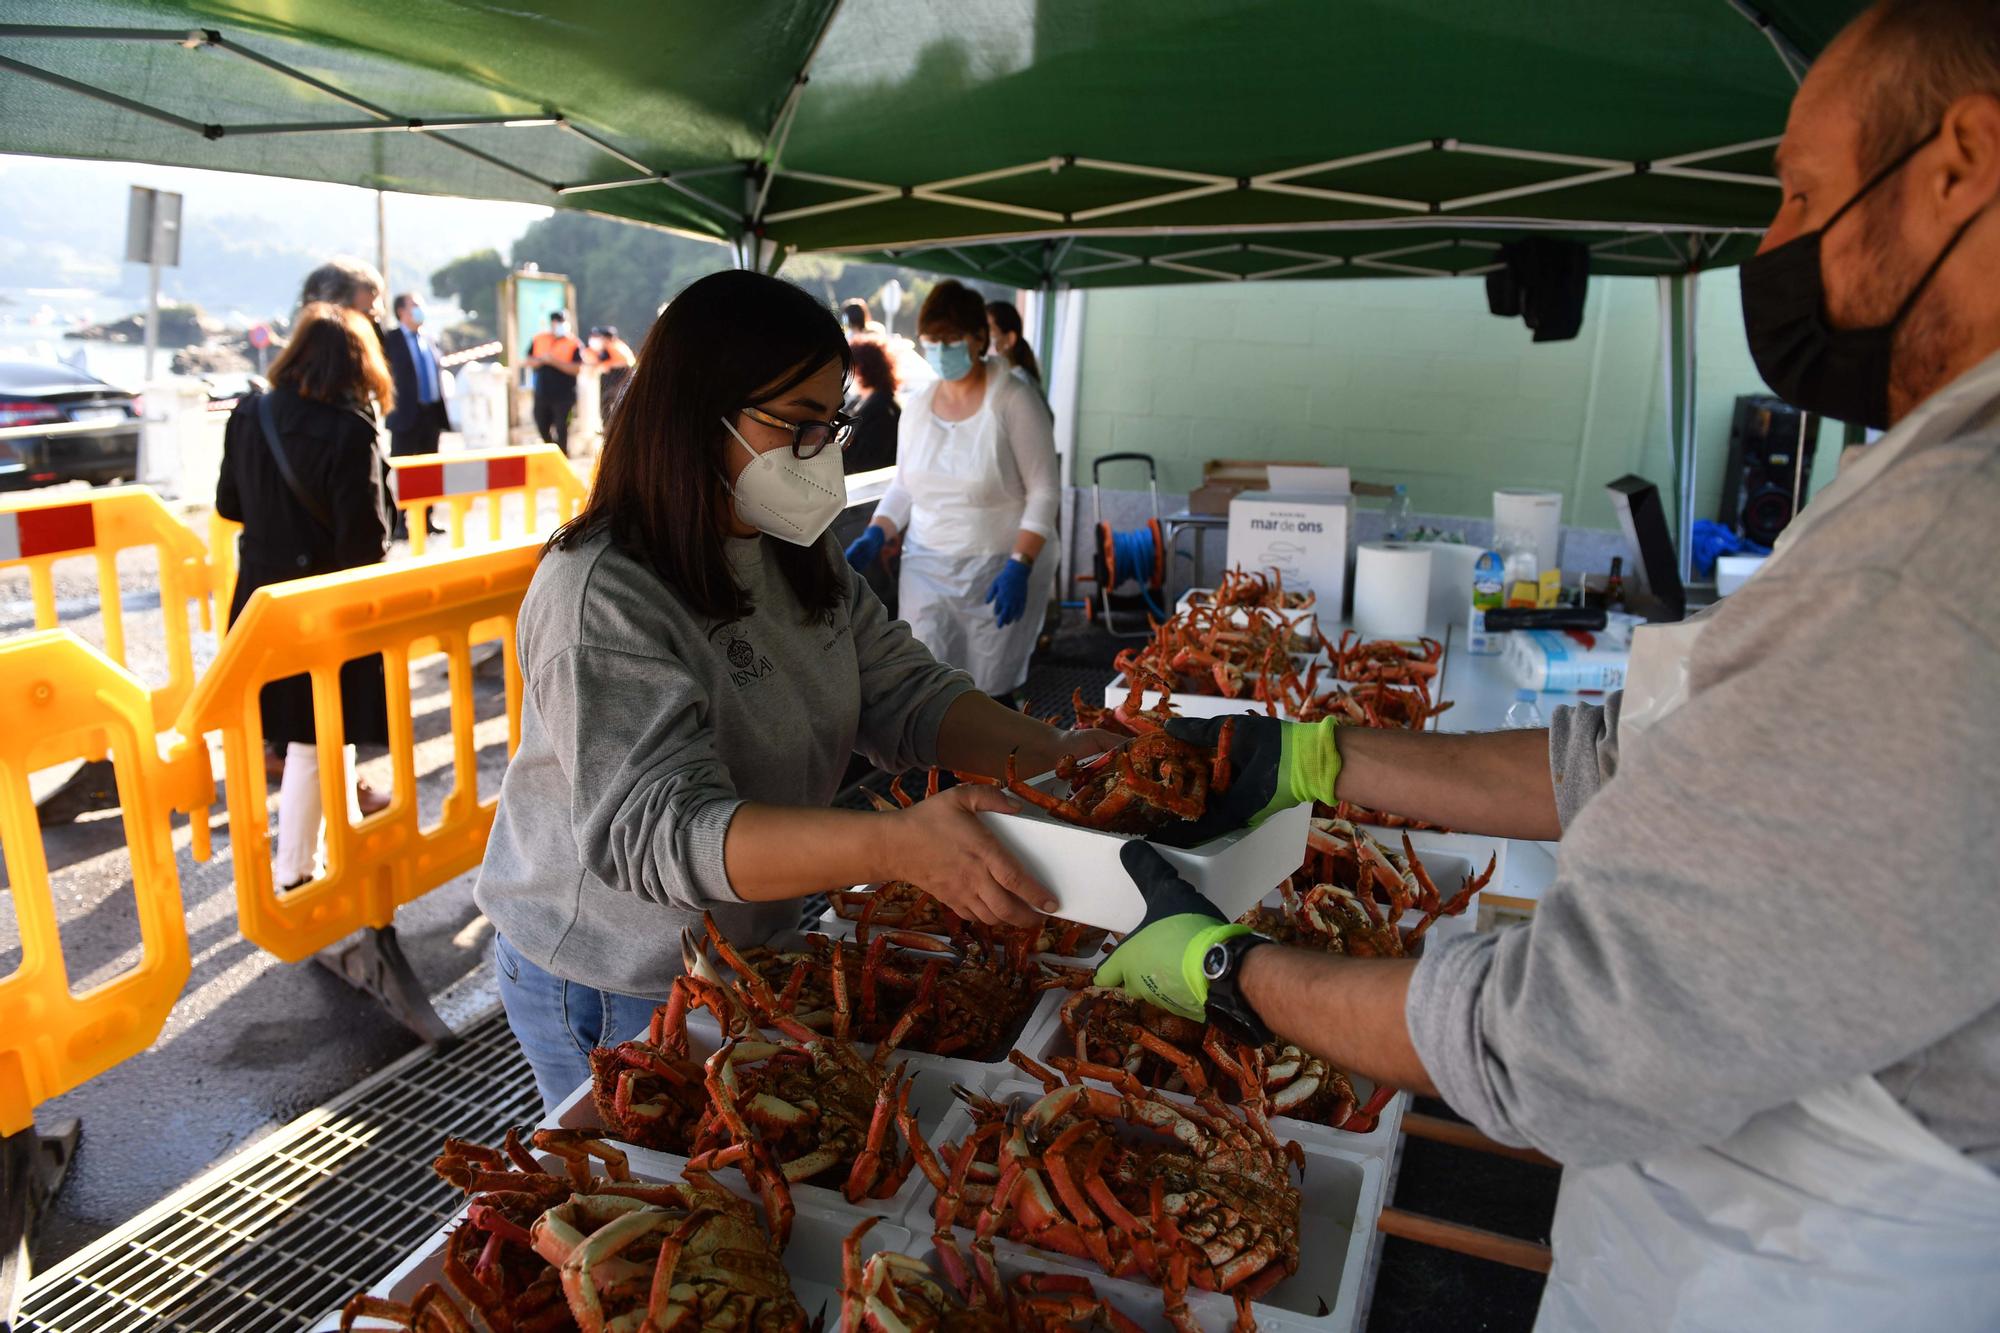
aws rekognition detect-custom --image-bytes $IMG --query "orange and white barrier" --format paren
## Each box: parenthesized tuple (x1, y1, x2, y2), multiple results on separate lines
(0, 487, 215, 732)
(390, 445, 588, 555)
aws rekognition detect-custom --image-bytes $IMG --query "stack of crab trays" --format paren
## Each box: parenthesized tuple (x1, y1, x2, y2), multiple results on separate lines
(326, 775, 1495, 1331)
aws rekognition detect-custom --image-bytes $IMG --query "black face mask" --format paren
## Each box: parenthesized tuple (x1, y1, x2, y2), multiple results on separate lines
(1740, 128, 1981, 430)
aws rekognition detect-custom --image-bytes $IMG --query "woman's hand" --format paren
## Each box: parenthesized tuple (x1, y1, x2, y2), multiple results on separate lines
(885, 784, 1056, 927)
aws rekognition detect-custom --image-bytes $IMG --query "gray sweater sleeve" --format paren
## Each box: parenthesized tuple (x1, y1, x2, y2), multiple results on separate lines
(1546, 693, 1623, 828)
(535, 643, 746, 911)
(845, 566, 977, 772)
(1406, 562, 2000, 1166)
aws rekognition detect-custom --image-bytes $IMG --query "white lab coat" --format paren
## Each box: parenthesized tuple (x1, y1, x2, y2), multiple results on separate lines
(875, 358, 1059, 695)
(1536, 354, 2000, 1331)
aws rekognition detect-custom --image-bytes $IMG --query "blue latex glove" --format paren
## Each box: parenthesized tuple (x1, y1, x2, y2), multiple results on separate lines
(844, 525, 887, 572)
(985, 556, 1030, 627)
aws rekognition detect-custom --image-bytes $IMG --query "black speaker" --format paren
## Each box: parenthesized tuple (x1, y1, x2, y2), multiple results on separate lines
(1720, 395, 1819, 547)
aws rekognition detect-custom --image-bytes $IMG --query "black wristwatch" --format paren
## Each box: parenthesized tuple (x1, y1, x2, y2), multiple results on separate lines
(1202, 930, 1275, 1047)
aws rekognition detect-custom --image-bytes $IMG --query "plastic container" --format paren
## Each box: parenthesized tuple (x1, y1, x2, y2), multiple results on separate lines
(978, 779, 1311, 932)
(1504, 688, 1545, 729)
(1382, 484, 1411, 540)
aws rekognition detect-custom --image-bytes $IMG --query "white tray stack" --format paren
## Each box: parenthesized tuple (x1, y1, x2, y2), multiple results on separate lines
(326, 815, 1501, 1331)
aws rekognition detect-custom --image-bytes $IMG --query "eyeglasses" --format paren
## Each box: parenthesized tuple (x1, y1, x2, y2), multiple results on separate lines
(739, 403, 854, 459)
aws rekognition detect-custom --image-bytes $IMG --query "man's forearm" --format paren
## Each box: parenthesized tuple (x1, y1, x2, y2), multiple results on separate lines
(1238, 945, 1437, 1096)
(1333, 727, 1561, 841)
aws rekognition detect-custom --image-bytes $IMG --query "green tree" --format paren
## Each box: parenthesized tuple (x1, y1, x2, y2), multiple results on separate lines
(429, 248, 510, 339)
(508, 213, 732, 348)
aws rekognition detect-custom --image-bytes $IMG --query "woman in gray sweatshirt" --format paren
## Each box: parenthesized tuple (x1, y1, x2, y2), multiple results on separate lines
(475, 271, 1114, 1110)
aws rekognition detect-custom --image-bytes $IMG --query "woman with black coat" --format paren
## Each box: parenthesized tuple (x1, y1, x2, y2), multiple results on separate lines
(215, 301, 397, 887)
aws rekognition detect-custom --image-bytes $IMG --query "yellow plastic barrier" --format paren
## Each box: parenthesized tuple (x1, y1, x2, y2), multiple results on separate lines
(389, 445, 588, 555)
(0, 631, 194, 1136)
(208, 508, 240, 622)
(0, 487, 215, 733)
(172, 538, 538, 962)
(206, 445, 587, 592)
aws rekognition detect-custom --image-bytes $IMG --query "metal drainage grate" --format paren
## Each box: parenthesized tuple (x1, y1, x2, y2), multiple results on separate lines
(1020, 662, 1119, 727)
(20, 1008, 536, 1333)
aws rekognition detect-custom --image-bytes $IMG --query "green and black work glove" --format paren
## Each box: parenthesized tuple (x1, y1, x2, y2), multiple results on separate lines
(1151, 715, 1343, 848)
(1094, 841, 1248, 1020)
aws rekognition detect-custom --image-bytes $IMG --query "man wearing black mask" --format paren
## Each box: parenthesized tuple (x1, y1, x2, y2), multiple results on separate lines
(1093, 2, 2000, 1327)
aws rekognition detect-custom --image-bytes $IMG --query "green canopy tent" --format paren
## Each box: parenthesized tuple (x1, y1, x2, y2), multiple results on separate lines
(0, 0, 1864, 573)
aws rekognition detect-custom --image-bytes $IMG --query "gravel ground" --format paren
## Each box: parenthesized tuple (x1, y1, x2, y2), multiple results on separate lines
(3, 497, 517, 1271)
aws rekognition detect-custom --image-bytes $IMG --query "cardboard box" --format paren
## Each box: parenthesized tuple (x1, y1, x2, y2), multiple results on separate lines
(1189, 458, 1389, 515)
(1227, 468, 1353, 611)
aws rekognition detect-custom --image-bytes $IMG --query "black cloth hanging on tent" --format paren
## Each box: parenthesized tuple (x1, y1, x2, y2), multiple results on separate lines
(1486, 238, 1590, 341)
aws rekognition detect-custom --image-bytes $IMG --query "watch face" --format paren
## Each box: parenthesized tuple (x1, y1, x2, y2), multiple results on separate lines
(1203, 942, 1230, 981)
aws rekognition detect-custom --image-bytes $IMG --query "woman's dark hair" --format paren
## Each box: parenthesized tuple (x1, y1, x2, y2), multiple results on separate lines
(917, 279, 990, 352)
(269, 302, 394, 413)
(848, 333, 898, 395)
(546, 269, 851, 624)
(985, 300, 1042, 385)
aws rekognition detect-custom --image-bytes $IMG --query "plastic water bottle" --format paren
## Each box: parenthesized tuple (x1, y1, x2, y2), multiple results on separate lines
(1505, 688, 1545, 729)
(1383, 485, 1411, 541)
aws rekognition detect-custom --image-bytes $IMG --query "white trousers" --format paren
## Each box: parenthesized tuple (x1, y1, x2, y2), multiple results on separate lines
(275, 742, 360, 886)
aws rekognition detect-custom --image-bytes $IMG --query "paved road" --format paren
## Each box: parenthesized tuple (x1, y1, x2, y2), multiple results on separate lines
(2, 505, 511, 1270)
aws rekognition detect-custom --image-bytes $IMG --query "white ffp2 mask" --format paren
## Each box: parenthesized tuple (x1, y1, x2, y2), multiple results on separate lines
(722, 416, 847, 545)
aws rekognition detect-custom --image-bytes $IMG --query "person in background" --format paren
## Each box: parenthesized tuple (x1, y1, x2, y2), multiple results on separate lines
(590, 325, 637, 410)
(986, 300, 1044, 394)
(841, 298, 884, 335)
(216, 303, 397, 885)
(298, 256, 384, 328)
(525, 309, 584, 454)
(382, 293, 449, 537)
(475, 269, 1114, 1110)
(841, 333, 900, 475)
(1095, 2, 2000, 1324)
(383, 294, 449, 458)
(844, 279, 1058, 700)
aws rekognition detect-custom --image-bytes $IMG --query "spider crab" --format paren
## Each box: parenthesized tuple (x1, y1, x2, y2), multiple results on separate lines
(841, 1214, 1149, 1332)
(980, 720, 1233, 837)
(904, 1054, 1301, 1333)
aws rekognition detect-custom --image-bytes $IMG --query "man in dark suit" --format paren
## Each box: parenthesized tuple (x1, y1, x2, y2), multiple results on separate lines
(383, 293, 450, 457)
(382, 293, 449, 537)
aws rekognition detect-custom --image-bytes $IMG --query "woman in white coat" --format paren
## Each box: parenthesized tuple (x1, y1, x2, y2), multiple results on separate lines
(844, 280, 1058, 698)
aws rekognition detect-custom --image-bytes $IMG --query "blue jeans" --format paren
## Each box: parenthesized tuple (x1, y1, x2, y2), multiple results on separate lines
(493, 930, 663, 1117)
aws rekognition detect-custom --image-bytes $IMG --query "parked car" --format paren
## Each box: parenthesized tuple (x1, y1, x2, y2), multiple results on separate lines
(0, 360, 142, 491)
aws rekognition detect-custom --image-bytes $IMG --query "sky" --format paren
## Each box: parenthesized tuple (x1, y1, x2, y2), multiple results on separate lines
(0, 153, 559, 326)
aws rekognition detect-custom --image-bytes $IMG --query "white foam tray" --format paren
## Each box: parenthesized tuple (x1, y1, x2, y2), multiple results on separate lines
(314, 1196, 912, 1331)
(908, 1079, 1385, 1333)
(978, 776, 1310, 933)
(542, 1029, 998, 1229)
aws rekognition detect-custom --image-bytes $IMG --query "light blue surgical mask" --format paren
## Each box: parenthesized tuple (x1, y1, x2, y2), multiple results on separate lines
(406, 305, 425, 327)
(923, 339, 975, 382)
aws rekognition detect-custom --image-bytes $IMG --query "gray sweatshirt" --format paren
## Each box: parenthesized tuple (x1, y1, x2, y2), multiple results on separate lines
(475, 530, 974, 998)
(1408, 374, 2000, 1170)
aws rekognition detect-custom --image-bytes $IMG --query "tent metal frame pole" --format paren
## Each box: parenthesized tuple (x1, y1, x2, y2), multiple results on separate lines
(212, 115, 558, 137)
(1657, 272, 1702, 586)
(749, 0, 848, 226)
(0, 53, 211, 133)
(1724, 0, 1811, 82)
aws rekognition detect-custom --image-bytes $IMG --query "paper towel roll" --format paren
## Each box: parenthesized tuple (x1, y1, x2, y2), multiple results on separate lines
(1494, 488, 1564, 573)
(1424, 541, 1483, 630)
(1352, 541, 1433, 639)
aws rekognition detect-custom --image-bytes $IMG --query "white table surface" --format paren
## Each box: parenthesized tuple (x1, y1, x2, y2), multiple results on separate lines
(1428, 625, 1610, 910)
